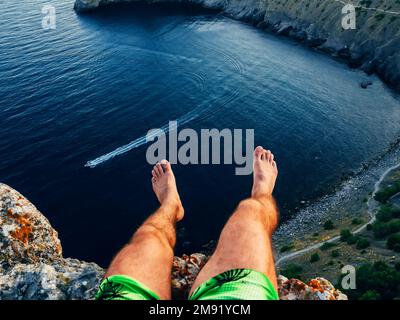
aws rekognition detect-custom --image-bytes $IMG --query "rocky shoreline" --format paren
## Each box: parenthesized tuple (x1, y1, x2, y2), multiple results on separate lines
(0, 183, 346, 300)
(274, 136, 400, 255)
(74, 0, 400, 93)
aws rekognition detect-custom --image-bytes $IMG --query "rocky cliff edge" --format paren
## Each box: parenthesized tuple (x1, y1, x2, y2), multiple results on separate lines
(0, 183, 346, 300)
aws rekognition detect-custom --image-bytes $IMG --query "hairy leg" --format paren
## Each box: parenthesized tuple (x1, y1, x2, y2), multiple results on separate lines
(190, 147, 279, 294)
(105, 160, 183, 300)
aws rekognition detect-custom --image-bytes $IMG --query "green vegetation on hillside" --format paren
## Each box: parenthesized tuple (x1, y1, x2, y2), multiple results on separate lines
(374, 182, 400, 203)
(376, 204, 400, 222)
(352, 218, 363, 225)
(340, 229, 358, 244)
(371, 204, 400, 239)
(281, 263, 303, 280)
(320, 242, 336, 251)
(372, 219, 400, 238)
(387, 233, 400, 252)
(280, 243, 295, 253)
(340, 261, 400, 300)
(310, 253, 320, 263)
(356, 238, 370, 249)
(370, 179, 400, 251)
(330, 249, 340, 258)
(374, 13, 386, 21)
(323, 219, 335, 230)
(360, 0, 373, 7)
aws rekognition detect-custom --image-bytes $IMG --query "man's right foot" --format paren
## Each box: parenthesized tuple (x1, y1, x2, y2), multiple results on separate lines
(251, 146, 278, 199)
(151, 160, 184, 222)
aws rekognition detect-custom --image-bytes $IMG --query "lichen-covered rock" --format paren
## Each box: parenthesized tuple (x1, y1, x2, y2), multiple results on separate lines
(172, 253, 208, 299)
(0, 184, 62, 269)
(0, 184, 104, 300)
(278, 275, 348, 300)
(0, 259, 104, 300)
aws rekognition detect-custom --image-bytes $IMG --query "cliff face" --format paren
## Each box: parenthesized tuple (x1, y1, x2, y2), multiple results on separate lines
(0, 183, 346, 300)
(0, 184, 104, 299)
(74, 0, 400, 92)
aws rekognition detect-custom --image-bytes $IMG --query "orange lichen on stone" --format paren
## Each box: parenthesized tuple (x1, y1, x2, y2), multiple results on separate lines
(55, 241, 62, 255)
(309, 279, 325, 293)
(7, 211, 33, 244)
(10, 225, 33, 244)
(309, 279, 328, 293)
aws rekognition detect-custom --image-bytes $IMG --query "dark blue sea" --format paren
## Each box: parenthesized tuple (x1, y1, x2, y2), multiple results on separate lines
(1, 0, 400, 267)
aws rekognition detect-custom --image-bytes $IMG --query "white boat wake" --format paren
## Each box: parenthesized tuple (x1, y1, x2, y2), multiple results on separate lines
(85, 90, 240, 168)
(85, 111, 195, 168)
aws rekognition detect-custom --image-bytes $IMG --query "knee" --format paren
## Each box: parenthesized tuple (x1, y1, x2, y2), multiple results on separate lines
(237, 198, 267, 214)
(133, 224, 175, 250)
(235, 199, 268, 225)
(236, 198, 278, 232)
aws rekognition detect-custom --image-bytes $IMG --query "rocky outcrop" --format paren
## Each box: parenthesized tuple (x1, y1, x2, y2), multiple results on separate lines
(0, 183, 346, 300)
(0, 260, 103, 300)
(172, 253, 208, 299)
(0, 184, 62, 267)
(74, 0, 400, 92)
(278, 275, 348, 300)
(171, 255, 348, 300)
(0, 183, 104, 300)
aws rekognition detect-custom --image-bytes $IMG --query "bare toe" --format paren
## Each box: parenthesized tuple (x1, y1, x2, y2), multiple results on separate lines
(160, 159, 171, 172)
(265, 150, 272, 162)
(254, 146, 263, 159)
(156, 163, 163, 175)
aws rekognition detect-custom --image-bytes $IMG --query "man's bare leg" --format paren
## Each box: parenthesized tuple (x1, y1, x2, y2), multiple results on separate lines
(104, 160, 183, 300)
(190, 146, 279, 294)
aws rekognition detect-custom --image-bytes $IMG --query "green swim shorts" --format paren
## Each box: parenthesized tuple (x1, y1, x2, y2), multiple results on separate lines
(95, 269, 278, 300)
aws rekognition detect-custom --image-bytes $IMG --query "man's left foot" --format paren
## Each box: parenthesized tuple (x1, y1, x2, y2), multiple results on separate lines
(151, 160, 184, 221)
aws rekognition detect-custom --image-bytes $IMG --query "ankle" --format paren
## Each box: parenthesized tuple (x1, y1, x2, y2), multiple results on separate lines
(251, 194, 273, 207)
(161, 201, 184, 221)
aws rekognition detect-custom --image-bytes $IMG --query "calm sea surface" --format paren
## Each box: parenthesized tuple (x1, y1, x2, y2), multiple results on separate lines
(1, 0, 400, 266)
